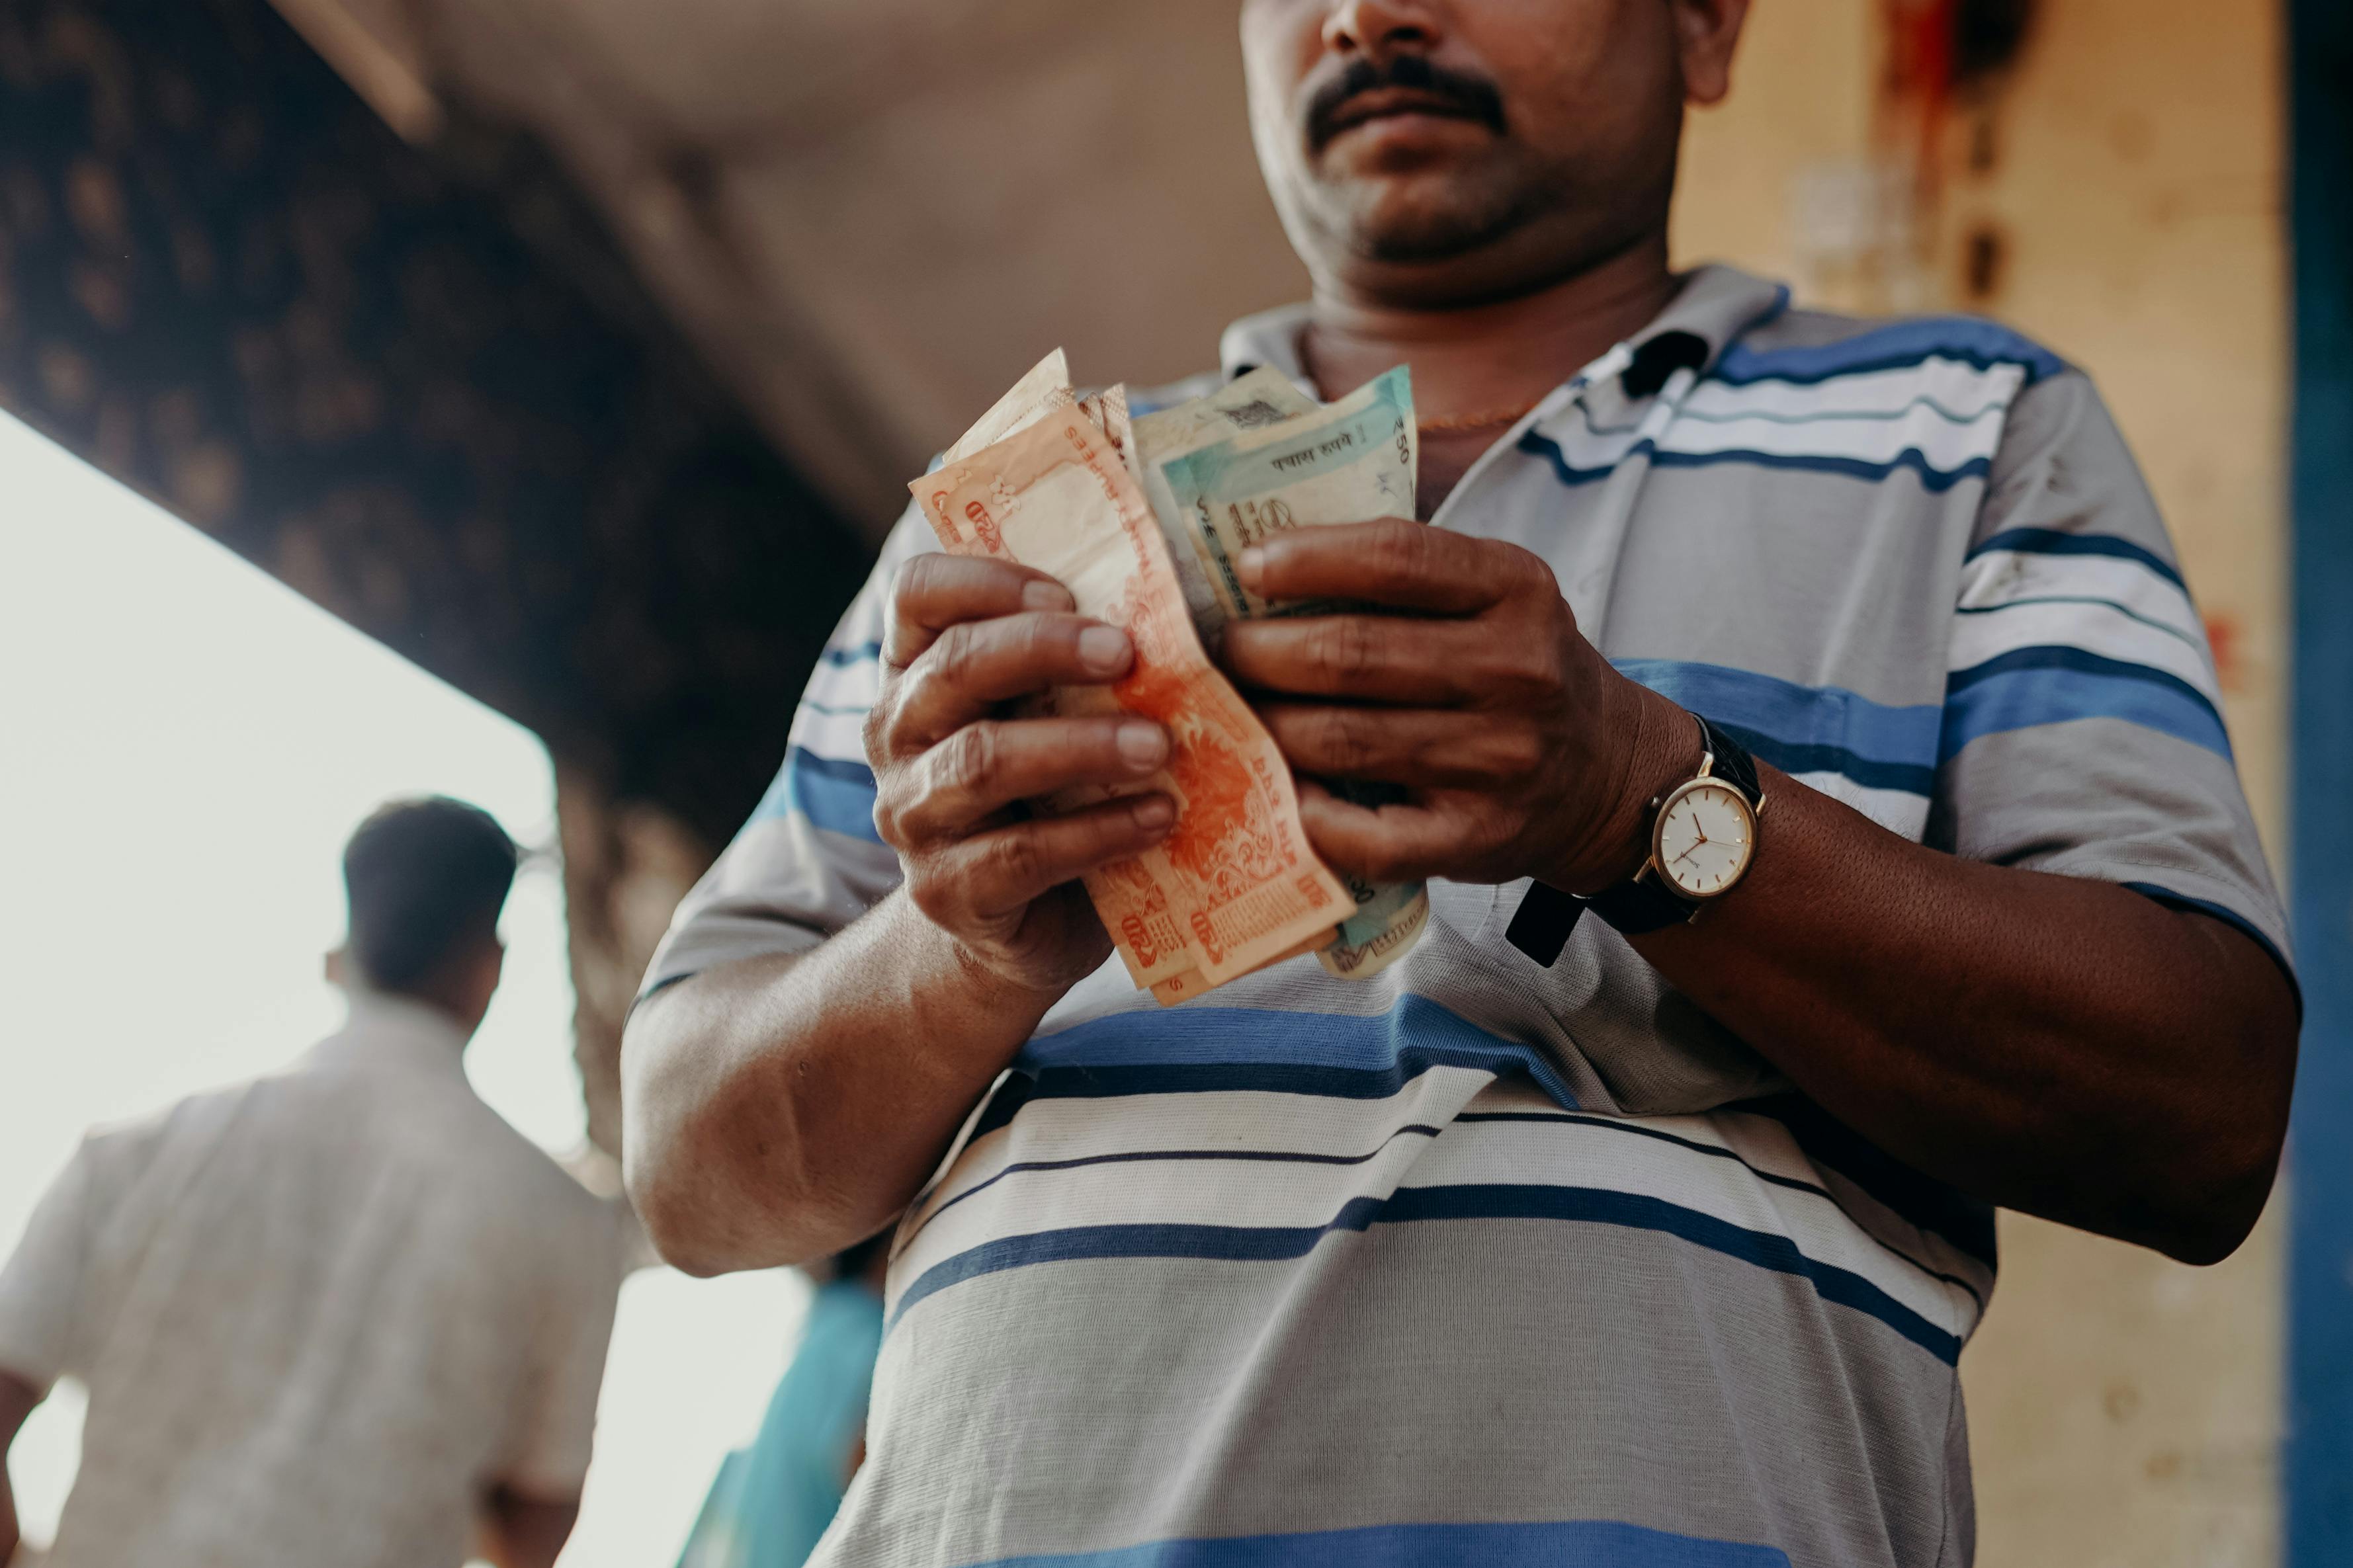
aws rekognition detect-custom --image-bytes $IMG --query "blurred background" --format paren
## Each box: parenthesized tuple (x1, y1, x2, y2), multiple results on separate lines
(0, 1, 2346, 1564)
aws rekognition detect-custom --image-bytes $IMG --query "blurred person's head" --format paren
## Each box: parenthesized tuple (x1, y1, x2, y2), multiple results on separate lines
(1240, 0, 1749, 309)
(333, 796, 519, 1036)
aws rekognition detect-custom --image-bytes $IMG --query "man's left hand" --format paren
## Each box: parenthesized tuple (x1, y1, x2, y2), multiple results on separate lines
(1221, 518, 1692, 893)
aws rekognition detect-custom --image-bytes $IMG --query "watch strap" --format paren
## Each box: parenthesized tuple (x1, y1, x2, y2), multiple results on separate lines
(1504, 880, 1586, 965)
(1696, 716, 1762, 807)
(1584, 873, 1695, 935)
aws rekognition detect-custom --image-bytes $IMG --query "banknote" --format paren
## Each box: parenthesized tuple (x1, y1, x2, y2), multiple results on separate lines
(1128, 366, 1320, 641)
(1317, 872, 1432, 977)
(1148, 927, 1331, 1007)
(911, 404, 1350, 991)
(1078, 383, 1131, 456)
(1148, 366, 1429, 981)
(953, 362, 1239, 1000)
(1152, 366, 1418, 624)
(945, 348, 1075, 463)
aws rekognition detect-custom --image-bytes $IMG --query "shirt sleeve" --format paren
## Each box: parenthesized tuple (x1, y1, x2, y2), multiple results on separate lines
(1930, 367, 2295, 995)
(0, 1140, 98, 1392)
(639, 507, 940, 1001)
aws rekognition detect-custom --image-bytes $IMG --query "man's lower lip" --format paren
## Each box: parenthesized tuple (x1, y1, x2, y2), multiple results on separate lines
(1324, 109, 1483, 142)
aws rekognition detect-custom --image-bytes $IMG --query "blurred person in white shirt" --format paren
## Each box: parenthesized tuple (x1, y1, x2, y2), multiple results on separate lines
(0, 797, 623, 1568)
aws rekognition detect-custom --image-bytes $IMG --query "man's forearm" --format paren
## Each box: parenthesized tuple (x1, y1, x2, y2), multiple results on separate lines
(622, 890, 1060, 1274)
(1638, 762, 2297, 1262)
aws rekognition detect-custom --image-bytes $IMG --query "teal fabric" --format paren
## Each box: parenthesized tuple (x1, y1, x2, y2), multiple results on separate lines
(677, 1451, 753, 1568)
(677, 1280, 885, 1568)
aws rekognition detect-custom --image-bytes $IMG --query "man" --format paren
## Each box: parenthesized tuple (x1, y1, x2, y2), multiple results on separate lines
(622, 2, 2300, 1563)
(0, 798, 622, 1568)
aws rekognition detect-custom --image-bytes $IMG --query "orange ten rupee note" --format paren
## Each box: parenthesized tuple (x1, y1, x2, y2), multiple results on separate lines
(912, 405, 1348, 995)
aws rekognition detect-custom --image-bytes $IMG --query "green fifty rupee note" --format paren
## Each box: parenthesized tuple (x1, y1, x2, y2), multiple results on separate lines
(1154, 366, 1416, 625)
(1152, 366, 1428, 981)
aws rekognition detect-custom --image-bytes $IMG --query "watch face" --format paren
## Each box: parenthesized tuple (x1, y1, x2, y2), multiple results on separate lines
(1656, 780, 1754, 899)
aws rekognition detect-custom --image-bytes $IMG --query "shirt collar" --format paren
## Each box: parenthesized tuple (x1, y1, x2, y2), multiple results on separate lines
(1623, 263, 1791, 382)
(1215, 263, 1791, 400)
(309, 986, 474, 1077)
(1217, 300, 1316, 387)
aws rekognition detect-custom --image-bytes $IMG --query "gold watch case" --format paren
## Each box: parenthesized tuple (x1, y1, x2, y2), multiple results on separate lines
(1641, 735, 1763, 903)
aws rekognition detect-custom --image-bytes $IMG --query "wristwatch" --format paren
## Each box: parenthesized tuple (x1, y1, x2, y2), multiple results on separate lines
(1582, 712, 1766, 935)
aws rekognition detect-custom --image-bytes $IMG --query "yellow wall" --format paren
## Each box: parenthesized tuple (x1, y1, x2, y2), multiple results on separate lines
(1674, 4, 2289, 1563)
(1674, 0, 1878, 298)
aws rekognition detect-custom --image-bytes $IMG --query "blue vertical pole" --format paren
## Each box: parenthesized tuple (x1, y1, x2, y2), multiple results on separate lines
(2288, 0, 2353, 1561)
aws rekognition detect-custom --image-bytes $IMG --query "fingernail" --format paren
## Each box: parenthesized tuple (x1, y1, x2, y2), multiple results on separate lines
(1132, 794, 1175, 831)
(1117, 722, 1168, 771)
(1236, 547, 1264, 589)
(1023, 579, 1075, 613)
(1079, 625, 1131, 673)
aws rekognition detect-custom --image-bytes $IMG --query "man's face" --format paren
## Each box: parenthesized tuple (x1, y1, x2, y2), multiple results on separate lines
(1240, 0, 1723, 306)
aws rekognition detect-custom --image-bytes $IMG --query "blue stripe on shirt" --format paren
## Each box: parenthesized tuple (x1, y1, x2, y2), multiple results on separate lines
(902, 1126, 1447, 1252)
(768, 658, 1946, 839)
(918, 1110, 1984, 1308)
(820, 640, 883, 667)
(1729, 1094, 1998, 1270)
(1519, 432, 1994, 493)
(965, 1520, 1791, 1567)
(891, 1183, 1962, 1365)
(1613, 659, 1942, 796)
(751, 746, 883, 842)
(1710, 317, 2066, 388)
(1011, 994, 1582, 1112)
(1963, 526, 2188, 590)
(975, 1052, 2000, 1280)
(1942, 645, 2232, 761)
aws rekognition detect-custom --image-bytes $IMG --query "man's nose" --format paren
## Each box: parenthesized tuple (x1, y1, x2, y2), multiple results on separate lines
(1321, 0, 1445, 60)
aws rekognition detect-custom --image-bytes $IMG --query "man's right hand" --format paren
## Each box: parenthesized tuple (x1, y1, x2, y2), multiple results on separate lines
(624, 552, 1180, 1272)
(865, 554, 1174, 994)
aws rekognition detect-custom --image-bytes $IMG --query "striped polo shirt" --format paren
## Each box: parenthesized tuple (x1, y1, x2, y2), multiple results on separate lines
(643, 265, 2291, 1568)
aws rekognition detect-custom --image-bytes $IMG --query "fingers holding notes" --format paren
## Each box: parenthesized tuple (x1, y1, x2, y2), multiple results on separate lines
(866, 548, 1176, 989)
(880, 554, 1074, 670)
(1234, 518, 1529, 613)
(1220, 522, 1563, 705)
(1289, 779, 1465, 887)
(926, 795, 1179, 927)
(885, 716, 1170, 845)
(874, 554, 1138, 747)
(909, 388, 1360, 993)
(870, 551, 1170, 827)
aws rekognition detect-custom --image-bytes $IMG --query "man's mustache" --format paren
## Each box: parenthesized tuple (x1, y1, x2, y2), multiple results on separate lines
(1304, 54, 1508, 152)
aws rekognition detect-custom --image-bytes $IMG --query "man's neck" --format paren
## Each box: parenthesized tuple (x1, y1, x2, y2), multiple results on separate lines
(1301, 237, 1680, 515)
(343, 981, 482, 1049)
(1303, 235, 1680, 409)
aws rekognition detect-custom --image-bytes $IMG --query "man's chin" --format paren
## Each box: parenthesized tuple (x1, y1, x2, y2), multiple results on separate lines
(1318, 179, 1531, 268)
